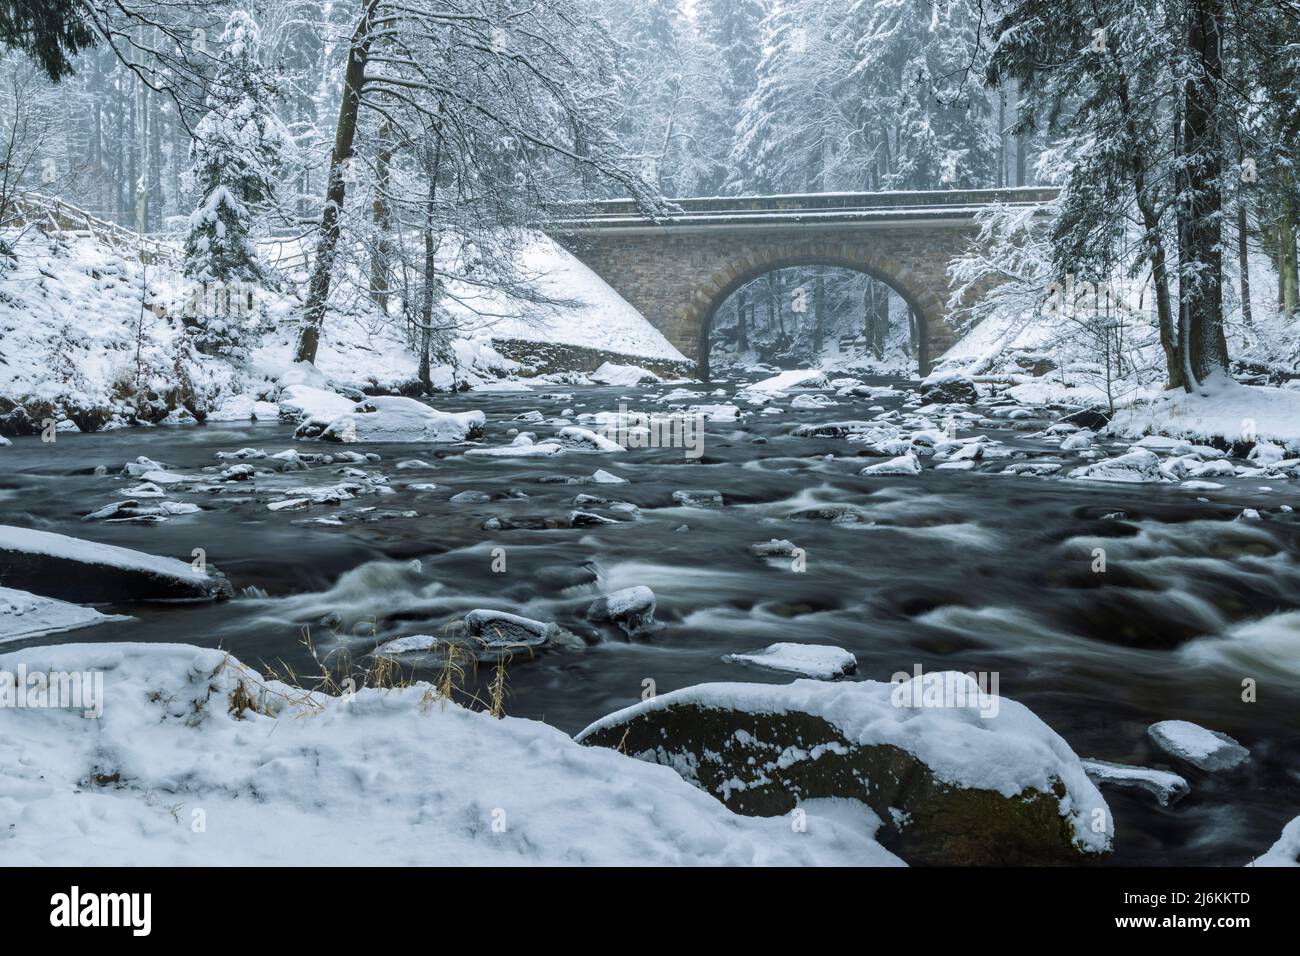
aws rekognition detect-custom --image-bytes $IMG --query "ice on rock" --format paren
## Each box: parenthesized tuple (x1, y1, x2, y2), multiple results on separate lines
(724, 642, 857, 679)
(591, 469, 627, 484)
(1147, 719, 1250, 772)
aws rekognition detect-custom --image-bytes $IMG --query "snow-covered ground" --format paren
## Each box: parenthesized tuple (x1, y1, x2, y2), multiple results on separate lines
(0, 642, 899, 866)
(0, 227, 687, 434)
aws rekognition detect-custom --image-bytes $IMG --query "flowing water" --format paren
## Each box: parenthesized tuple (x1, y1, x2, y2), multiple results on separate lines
(3, 375, 1299, 865)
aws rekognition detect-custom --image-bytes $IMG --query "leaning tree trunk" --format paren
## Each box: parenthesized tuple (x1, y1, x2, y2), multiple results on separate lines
(1178, 0, 1231, 389)
(294, 0, 381, 365)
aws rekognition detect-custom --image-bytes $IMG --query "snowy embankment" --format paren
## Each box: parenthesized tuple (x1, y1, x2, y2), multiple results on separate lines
(473, 235, 686, 362)
(0, 643, 896, 866)
(0, 228, 684, 436)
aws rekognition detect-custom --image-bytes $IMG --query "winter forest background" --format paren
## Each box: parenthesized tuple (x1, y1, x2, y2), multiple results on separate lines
(0, 0, 1298, 413)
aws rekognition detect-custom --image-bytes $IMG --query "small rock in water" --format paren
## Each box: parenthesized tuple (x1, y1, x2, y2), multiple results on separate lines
(724, 643, 857, 679)
(587, 585, 659, 637)
(672, 489, 723, 508)
(750, 538, 800, 558)
(592, 469, 627, 484)
(1147, 720, 1250, 772)
(1080, 759, 1190, 806)
(449, 490, 492, 503)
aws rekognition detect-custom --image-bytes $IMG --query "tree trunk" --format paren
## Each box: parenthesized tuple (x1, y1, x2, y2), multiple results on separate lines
(1237, 199, 1253, 327)
(1178, 0, 1231, 388)
(1281, 194, 1299, 319)
(370, 119, 393, 312)
(417, 130, 445, 394)
(294, 0, 381, 365)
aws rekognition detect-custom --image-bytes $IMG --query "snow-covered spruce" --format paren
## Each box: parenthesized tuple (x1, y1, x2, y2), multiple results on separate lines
(0, 643, 898, 866)
(576, 673, 1112, 865)
(0, 526, 232, 603)
(295, 396, 485, 444)
(724, 643, 857, 680)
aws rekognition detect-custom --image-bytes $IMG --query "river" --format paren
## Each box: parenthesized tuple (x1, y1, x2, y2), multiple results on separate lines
(3, 374, 1298, 865)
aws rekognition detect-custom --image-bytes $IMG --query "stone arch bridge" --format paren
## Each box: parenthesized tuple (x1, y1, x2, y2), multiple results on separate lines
(546, 187, 1056, 379)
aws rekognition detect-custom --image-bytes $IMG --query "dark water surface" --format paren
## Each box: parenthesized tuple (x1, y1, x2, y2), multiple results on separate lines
(3, 376, 1298, 865)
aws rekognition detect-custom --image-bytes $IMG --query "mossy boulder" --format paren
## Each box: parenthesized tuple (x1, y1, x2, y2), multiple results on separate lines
(577, 676, 1112, 866)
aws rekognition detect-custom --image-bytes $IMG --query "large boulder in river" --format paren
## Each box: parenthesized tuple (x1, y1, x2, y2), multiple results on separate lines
(576, 673, 1112, 866)
(295, 395, 485, 443)
(0, 525, 232, 603)
(919, 370, 978, 405)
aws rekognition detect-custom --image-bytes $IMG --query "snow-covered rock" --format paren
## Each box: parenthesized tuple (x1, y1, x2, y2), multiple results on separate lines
(276, 384, 357, 422)
(724, 643, 857, 680)
(0, 642, 893, 866)
(859, 452, 922, 476)
(672, 489, 723, 507)
(577, 672, 1112, 865)
(1251, 816, 1300, 867)
(746, 369, 829, 394)
(1080, 759, 1190, 806)
(1147, 720, 1250, 772)
(0, 525, 232, 603)
(0, 587, 128, 644)
(591, 362, 660, 386)
(919, 370, 978, 405)
(587, 585, 658, 637)
(1068, 448, 1168, 484)
(296, 396, 485, 444)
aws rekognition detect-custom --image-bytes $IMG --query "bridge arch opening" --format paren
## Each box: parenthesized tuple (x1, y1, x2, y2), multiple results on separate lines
(698, 260, 931, 382)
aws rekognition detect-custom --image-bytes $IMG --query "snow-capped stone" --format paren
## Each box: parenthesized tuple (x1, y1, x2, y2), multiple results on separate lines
(1059, 430, 1094, 451)
(0, 525, 232, 603)
(1068, 448, 1168, 483)
(747, 369, 829, 394)
(277, 384, 356, 422)
(1080, 759, 1190, 806)
(1251, 816, 1300, 867)
(297, 396, 485, 444)
(591, 362, 660, 386)
(1147, 720, 1250, 772)
(577, 672, 1112, 865)
(672, 489, 723, 507)
(591, 469, 627, 484)
(919, 370, 978, 405)
(0, 586, 128, 644)
(587, 585, 658, 636)
(724, 643, 857, 679)
(750, 538, 800, 558)
(860, 452, 922, 476)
